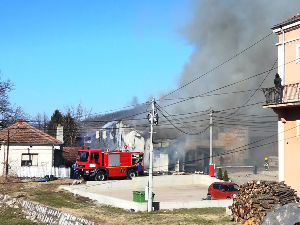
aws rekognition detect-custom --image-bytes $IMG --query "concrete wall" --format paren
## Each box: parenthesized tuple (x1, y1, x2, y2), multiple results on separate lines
(277, 25, 300, 85)
(159, 199, 232, 210)
(0, 194, 96, 225)
(69, 189, 148, 212)
(283, 117, 300, 196)
(61, 174, 232, 212)
(62, 186, 232, 212)
(273, 18, 300, 197)
(153, 154, 169, 172)
(85, 175, 219, 191)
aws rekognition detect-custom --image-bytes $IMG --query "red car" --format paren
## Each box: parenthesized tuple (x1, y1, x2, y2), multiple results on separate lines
(207, 182, 239, 200)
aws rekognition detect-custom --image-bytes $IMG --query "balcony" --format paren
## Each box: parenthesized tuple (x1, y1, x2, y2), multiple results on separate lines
(262, 83, 300, 108)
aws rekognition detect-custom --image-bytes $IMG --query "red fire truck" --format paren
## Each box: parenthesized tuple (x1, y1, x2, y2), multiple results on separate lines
(76, 148, 144, 181)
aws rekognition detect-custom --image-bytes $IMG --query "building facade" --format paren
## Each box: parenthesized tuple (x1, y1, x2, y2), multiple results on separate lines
(263, 11, 300, 195)
(0, 119, 63, 176)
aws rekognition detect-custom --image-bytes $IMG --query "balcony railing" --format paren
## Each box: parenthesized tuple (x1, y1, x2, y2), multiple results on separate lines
(262, 82, 300, 105)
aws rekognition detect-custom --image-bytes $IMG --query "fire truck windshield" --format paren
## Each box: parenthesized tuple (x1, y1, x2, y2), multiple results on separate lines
(77, 151, 89, 162)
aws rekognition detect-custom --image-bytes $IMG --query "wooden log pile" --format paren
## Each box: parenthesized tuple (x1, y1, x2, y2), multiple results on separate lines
(229, 180, 300, 225)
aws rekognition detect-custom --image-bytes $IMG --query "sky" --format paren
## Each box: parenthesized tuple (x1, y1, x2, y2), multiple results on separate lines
(0, 0, 193, 118)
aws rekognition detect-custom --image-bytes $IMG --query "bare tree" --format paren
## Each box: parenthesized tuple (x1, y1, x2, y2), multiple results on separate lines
(0, 77, 14, 115)
(0, 72, 31, 128)
(9, 106, 30, 122)
(35, 113, 42, 129)
(43, 112, 49, 132)
(64, 101, 93, 122)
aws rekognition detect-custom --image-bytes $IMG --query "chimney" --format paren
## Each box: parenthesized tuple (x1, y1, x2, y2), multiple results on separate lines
(56, 124, 64, 142)
(18, 119, 23, 124)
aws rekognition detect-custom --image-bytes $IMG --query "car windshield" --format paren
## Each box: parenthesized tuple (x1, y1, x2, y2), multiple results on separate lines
(77, 151, 89, 162)
(220, 184, 239, 191)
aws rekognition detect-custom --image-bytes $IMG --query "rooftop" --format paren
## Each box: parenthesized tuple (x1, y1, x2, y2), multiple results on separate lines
(0, 119, 62, 144)
(272, 10, 300, 29)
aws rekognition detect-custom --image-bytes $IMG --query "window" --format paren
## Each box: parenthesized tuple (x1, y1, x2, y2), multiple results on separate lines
(21, 154, 38, 166)
(77, 151, 89, 162)
(213, 184, 220, 189)
(91, 153, 99, 160)
(219, 184, 239, 191)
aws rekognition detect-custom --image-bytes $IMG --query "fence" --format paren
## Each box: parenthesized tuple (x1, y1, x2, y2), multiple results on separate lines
(10, 166, 71, 178)
(262, 87, 283, 104)
(262, 83, 300, 105)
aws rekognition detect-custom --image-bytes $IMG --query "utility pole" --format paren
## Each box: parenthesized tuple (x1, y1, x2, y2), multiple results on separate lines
(209, 108, 220, 165)
(210, 107, 213, 165)
(5, 129, 9, 179)
(148, 98, 155, 212)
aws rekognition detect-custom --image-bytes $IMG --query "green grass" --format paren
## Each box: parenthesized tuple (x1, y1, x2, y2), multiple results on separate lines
(21, 187, 96, 209)
(0, 206, 37, 225)
(170, 207, 226, 215)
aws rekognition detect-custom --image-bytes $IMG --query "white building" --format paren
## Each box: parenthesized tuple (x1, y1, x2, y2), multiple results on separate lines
(0, 119, 63, 176)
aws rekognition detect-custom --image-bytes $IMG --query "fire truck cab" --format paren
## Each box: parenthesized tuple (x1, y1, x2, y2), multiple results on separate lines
(76, 148, 144, 181)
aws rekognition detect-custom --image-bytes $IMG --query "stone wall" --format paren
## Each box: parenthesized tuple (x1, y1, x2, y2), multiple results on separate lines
(0, 194, 98, 225)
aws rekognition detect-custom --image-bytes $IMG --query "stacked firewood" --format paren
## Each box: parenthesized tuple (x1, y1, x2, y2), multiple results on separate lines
(229, 180, 300, 225)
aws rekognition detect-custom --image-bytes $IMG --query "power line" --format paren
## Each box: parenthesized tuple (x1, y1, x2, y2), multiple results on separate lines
(228, 58, 278, 116)
(159, 32, 273, 100)
(156, 103, 209, 135)
(52, 130, 297, 191)
(76, 101, 151, 119)
(160, 72, 269, 109)
(159, 57, 296, 111)
(154, 124, 297, 169)
(158, 89, 259, 101)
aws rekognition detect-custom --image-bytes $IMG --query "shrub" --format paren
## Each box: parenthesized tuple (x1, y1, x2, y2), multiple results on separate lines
(223, 170, 229, 181)
(218, 168, 223, 180)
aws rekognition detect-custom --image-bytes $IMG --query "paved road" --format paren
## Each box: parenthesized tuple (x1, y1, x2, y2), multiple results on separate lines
(95, 171, 279, 202)
(98, 184, 208, 202)
(65, 171, 279, 204)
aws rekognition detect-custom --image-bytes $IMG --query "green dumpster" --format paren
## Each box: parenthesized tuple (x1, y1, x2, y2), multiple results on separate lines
(133, 191, 155, 202)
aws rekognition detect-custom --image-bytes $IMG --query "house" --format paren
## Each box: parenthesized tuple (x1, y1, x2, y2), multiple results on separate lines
(0, 119, 63, 177)
(89, 118, 253, 173)
(168, 126, 250, 172)
(263, 10, 300, 195)
(94, 120, 147, 152)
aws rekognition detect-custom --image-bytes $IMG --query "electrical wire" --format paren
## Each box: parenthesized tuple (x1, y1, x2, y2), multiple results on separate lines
(157, 89, 259, 101)
(159, 32, 274, 100)
(228, 58, 278, 116)
(158, 57, 296, 111)
(2, 123, 297, 188)
(156, 103, 209, 135)
(52, 132, 297, 191)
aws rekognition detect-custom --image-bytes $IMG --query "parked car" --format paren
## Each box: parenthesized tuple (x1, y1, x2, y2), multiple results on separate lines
(207, 182, 239, 200)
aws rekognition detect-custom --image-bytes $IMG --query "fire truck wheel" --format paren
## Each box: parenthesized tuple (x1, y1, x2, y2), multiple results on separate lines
(127, 170, 136, 180)
(95, 171, 106, 181)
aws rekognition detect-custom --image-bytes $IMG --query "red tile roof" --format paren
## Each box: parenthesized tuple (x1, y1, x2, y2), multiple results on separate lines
(63, 147, 80, 159)
(273, 10, 300, 29)
(0, 120, 62, 144)
(281, 10, 300, 24)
